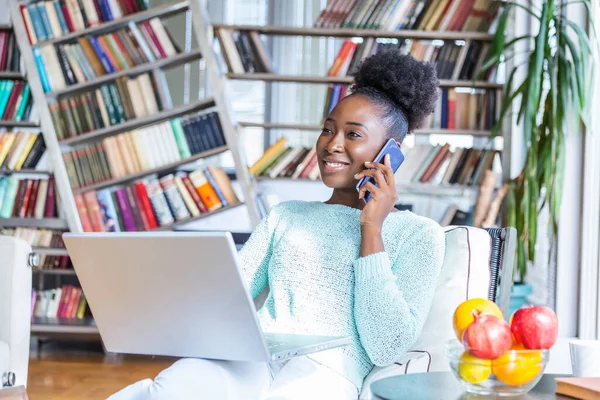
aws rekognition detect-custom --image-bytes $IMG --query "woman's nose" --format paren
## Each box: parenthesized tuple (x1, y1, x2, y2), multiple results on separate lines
(325, 133, 344, 153)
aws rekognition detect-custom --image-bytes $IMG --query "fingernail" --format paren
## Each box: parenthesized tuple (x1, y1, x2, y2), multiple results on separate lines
(364, 161, 371, 165)
(354, 173, 359, 178)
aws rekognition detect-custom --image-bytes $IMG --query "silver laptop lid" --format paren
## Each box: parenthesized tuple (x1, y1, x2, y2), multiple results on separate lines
(63, 231, 271, 362)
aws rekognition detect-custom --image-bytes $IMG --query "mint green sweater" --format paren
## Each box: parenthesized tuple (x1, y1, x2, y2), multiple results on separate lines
(239, 201, 445, 390)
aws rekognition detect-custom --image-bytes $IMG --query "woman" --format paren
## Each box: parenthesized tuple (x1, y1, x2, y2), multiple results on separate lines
(110, 49, 445, 400)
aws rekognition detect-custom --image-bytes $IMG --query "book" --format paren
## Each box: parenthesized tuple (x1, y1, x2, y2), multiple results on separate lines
(31, 285, 90, 320)
(0, 80, 33, 122)
(555, 377, 600, 400)
(72, 165, 236, 231)
(20, 0, 151, 45)
(33, 21, 180, 93)
(0, 132, 46, 171)
(472, 170, 496, 227)
(0, 29, 21, 72)
(62, 112, 225, 190)
(0, 176, 58, 218)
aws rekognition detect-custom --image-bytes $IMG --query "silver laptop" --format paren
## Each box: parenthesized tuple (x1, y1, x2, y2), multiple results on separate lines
(62, 231, 351, 362)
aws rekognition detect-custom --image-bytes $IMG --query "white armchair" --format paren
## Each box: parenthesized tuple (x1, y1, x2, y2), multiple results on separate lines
(359, 226, 516, 399)
(0, 236, 34, 389)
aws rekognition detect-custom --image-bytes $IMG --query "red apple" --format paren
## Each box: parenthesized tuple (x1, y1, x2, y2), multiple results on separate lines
(462, 315, 513, 359)
(511, 306, 558, 349)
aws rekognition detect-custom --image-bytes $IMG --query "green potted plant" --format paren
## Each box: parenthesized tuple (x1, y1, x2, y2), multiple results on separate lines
(481, 0, 597, 311)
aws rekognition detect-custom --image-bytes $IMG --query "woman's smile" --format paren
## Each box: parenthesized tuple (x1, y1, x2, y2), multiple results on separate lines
(321, 158, 351, 173)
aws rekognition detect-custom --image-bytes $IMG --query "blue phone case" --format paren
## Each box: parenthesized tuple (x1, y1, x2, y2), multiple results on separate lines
(356, 139, 404, 203)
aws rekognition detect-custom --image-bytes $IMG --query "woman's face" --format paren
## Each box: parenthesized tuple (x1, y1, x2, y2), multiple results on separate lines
(316, 95, 389, 190)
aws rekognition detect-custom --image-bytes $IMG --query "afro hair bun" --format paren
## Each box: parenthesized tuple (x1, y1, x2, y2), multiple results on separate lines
(352, 49, 439, 132)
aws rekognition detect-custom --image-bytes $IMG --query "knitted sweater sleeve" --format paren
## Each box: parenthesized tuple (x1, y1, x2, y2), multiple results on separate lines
(353, 222, 445, 366)
(238, 206, 278, 299)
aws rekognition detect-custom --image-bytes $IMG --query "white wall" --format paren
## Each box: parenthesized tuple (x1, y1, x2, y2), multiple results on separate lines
(555, 2, 586, 339)
(0, 0, 7, 24)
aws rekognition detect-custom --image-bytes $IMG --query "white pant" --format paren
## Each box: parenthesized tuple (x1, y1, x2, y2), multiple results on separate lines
(108, 356, 358, 400)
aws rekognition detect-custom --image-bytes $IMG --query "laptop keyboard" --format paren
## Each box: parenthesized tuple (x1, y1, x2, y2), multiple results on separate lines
(264, 335, 288, 349)
(266, 339, 288, 348)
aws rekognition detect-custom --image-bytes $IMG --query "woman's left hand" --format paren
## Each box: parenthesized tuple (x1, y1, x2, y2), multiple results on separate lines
(355, 154, 398, 230)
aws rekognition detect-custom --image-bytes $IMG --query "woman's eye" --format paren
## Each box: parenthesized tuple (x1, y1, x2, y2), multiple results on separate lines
(348, 131, 361, 138)
(321, 128, 332, 134)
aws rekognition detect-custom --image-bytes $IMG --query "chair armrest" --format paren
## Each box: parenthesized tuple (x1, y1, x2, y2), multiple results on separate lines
(359, 352, 429, 400)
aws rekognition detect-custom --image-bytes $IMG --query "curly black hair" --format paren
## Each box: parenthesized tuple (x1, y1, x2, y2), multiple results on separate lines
(350, 49, 439, 142)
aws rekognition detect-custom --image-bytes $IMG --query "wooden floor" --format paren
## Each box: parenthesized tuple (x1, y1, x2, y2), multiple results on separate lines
(26, 340, 176, 400)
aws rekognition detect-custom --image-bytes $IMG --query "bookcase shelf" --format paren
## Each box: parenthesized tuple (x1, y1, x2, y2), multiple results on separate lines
(0, 121, 39, 128)
(33, 268, 76, 275)
(9, 2, 262, 346)
(213, 24, 495, 41)
(32, 247, 69, 256)
(158, 202, 245, 231)
(0, 72, 24, 79)
(72, 145, 229, 194)
(0, 24, 10, 30)
(396, 183, 480, 196)
(238, 122, 496, 137)
(256, 177, 479, 196)
(31, 317, 99, 335)
(416, 128, 496, 137)
(47, 50, 203, 99)
(33, 1, 190, 48)
(0, 169, 52, 175)
(60, 98, 216, 146)
(226, 73, 503, 89)
(239, 122, 322, 130)
(0, 218, 68, 230)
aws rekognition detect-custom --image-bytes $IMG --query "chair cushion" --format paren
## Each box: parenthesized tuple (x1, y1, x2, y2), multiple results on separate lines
(360, 227, 493, 398)
(408, 226, 492, 371)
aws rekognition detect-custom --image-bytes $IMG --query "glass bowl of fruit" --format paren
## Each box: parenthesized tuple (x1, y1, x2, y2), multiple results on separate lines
(448, 298, 558, 396)
(447, 339, 549, 396)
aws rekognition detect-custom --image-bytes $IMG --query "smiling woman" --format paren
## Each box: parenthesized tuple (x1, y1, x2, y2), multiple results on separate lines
(108, 49, 446, 400)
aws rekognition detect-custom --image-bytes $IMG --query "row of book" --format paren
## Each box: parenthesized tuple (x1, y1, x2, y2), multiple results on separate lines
(48, 72, 169, 139)
(215, 28, 274, 74)
(63, 112, 226, 190)
(0, 176, 58, 219)
(327, 36, 492, 84)
(35, 19, 179, 92)
(32, 285, 88, 321)
(411, 40, 492, 81)
(397, 143, 500, 187)
(0, 132, 46, 171)
(20, 0, 150, 44)
(324, 85, 498, 132)
(0, 29, 21, 72)
(249, 138, 321, 181)
(425, 88, 498, 131)
(0, 80, 33, 122)
(75, 166, 239, 232)
(0, 227, 71, 270)
(315, 0, 501, 32)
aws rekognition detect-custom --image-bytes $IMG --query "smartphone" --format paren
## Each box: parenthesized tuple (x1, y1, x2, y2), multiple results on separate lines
(356, 138, 404, 203)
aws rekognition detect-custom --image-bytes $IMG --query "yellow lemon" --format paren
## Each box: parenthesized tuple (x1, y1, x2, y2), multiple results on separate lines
(458, 352, 492, 384)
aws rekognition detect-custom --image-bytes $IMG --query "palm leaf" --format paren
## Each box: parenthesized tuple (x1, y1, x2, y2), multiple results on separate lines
(563, 33, 587, 113)
(486, 0, 597, 282)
